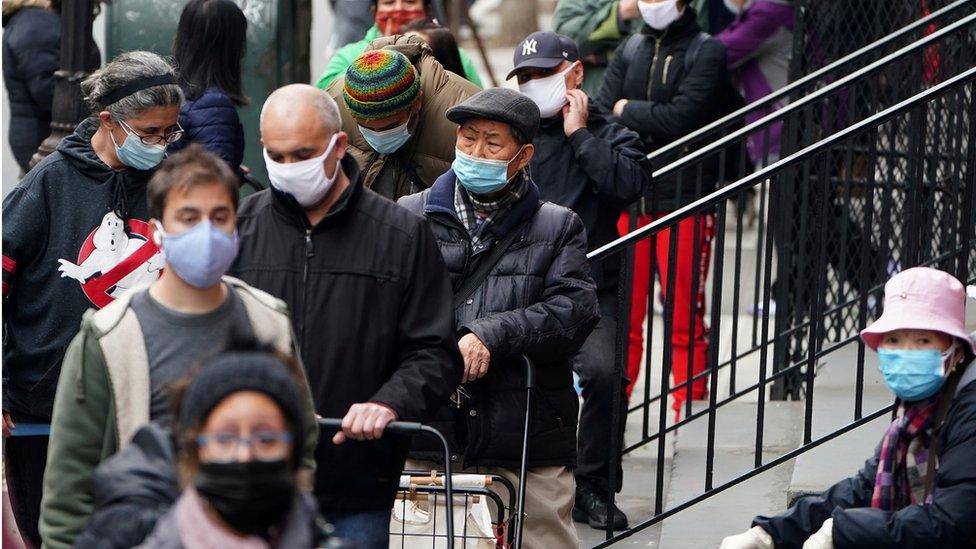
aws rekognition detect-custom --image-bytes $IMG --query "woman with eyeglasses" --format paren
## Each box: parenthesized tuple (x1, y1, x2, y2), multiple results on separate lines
(2, 49, 182, 548)
(136, 350, 333, 548)
(168, 0, 248, 176)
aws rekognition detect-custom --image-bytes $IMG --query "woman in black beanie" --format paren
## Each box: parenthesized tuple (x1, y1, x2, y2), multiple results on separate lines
(137, 350, 326, 549)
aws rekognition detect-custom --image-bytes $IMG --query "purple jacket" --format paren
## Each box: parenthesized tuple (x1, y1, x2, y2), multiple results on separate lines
(717, 0, 794, 164)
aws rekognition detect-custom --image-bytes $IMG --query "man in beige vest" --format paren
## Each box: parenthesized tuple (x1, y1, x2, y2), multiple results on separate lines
(39, 145, 317, 549)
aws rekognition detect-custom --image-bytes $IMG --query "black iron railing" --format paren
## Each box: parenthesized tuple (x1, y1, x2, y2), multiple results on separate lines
(590, 61, 976, 545)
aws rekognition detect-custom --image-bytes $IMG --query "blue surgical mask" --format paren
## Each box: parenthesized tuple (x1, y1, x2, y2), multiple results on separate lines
(155, 220, 239, 289)
(877, 349, 948, 401)
(451, 147, 525, 195)
(359, 119, 413, 154)
(112, 122, 166, 170)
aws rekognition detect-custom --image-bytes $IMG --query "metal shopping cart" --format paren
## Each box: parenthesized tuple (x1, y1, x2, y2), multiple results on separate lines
(319, 356, 536, 549)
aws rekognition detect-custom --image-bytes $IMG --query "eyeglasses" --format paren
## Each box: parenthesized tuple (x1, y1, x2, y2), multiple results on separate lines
(120, 119, 184, 146)
(197, 430, 293, 462)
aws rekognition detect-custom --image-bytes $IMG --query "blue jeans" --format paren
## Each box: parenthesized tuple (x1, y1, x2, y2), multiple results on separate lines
(322, 509, 390, 549)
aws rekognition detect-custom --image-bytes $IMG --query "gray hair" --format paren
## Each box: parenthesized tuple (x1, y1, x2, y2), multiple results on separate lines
(260, 84, 341, 136)
(81, 51, 184, 121)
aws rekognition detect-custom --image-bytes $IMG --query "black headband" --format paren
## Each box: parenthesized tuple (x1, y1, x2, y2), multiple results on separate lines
(98, 74, 176, 107)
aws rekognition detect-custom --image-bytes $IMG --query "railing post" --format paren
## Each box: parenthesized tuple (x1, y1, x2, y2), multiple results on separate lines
(958, 83, 976, 283)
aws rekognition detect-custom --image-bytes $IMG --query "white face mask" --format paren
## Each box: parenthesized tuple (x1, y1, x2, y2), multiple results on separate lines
(638, 0, 683, 31)
(264, 134, 340, 208)
(518, 65, 575, 119)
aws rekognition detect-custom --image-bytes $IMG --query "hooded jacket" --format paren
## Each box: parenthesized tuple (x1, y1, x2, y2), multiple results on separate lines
(231, 155, 462, 511)
(398, 172, 600, 468)
(2, 117, 160, 424)
(326, 34, 479, 201)
(530, 104, 650, 294)
(753, 366, 976, 548)
(596, 8, 730, 213)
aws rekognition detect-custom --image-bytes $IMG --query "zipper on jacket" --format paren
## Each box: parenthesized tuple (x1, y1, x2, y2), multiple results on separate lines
(645, 29, 669, 100)
(299, 229, 314, 341)
(662, 55, 673, 85)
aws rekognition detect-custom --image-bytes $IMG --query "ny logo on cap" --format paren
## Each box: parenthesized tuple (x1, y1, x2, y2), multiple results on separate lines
(522, 38, 538, 56)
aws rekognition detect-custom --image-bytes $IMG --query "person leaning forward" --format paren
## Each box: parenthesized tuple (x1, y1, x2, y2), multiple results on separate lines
(230, 84, 461, 548)
(398, 87, 600, 548)
(327, 36, 478, 201)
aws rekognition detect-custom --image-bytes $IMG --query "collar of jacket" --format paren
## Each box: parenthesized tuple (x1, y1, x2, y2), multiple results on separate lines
(538, 102, 611, 132)
(425, 169, 541, 238)
(270, 154, 363, 231)
(640, 6, 701, 44)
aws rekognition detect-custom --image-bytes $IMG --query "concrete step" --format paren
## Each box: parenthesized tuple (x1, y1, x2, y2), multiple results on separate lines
(657, 400, 804, 549)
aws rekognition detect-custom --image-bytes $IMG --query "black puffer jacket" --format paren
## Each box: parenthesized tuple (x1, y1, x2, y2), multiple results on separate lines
(231, 156, 462, 511)
(75, 423, 179, 549)
(754, 368, 976, 548)
(596, 8, 730, 213)
(398, 171, 600, 469)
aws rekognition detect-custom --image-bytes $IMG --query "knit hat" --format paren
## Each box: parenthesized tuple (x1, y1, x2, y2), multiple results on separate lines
(342, 49, 421, 120)
(177, 351, 307, 463)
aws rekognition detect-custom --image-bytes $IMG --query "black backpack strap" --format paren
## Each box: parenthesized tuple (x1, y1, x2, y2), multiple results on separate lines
(452, 223, 526, 309)
(684, 31, 710, 74)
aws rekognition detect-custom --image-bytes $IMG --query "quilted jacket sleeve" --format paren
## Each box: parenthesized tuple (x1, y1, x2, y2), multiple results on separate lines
(171, 89, 244, 171)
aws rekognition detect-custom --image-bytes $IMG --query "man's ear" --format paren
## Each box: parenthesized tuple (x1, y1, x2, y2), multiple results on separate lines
(517, 143, 535, 170)
(334, 131, 349, 159)
(572, 60, 585, 88)
(149, 218, 163, 247)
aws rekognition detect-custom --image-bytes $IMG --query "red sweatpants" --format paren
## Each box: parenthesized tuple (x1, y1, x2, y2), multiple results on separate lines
(618, 212, 716, 411)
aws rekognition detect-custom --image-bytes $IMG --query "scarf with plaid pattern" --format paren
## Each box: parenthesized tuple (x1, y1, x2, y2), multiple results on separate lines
(871, 397, 938, 511)
(454, 172, 529, 247)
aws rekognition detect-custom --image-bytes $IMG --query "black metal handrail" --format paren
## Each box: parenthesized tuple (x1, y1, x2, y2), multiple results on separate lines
(590, 63, 976, 547)
(645, 0, 973, 164)
(640, 11, 976, 184)
(590, 64, 976, 262)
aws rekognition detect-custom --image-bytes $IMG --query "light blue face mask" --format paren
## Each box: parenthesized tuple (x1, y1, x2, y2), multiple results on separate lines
(359, 118, 413, 154)
(155, 219, 239, 289)
(877, 348, 948, 401)
(451, 147, 524, 195)
(112, 121, 167, 170)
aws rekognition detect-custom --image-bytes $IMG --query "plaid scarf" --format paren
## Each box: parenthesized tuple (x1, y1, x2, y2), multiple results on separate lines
(871, 397, 938, 511)
(454, 172, 528, 247)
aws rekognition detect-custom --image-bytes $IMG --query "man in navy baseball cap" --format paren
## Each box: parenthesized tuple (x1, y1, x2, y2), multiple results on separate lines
(509, 30, 650, 532)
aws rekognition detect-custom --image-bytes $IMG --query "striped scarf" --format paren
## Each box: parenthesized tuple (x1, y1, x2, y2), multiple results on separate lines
(454, 172, 528, 247)
(871, 397, 938, 511)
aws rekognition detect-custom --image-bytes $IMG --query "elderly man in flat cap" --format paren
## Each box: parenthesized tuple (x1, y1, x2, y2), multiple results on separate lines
(399, 87, 600, 547)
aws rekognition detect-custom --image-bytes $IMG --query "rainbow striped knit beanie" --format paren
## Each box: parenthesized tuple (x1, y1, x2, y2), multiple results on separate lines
(343, 49, 421, 120)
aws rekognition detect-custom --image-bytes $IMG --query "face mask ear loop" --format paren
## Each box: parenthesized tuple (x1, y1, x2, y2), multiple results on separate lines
(322, 134, 340, 182)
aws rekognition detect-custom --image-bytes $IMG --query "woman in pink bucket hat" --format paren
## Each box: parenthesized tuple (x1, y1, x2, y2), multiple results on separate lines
(721, 267, 976, 549)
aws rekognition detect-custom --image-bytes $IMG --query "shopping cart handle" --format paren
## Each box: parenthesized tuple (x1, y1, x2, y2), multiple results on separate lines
(317, 418, 426, 436)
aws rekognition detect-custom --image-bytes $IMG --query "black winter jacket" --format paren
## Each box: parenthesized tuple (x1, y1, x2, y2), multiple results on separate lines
(231, 156, 462, 511)
(167, 87, 244, 174)
(530, 105, 650, 296)
(75, 423, 179, 548)
(398, 172, 600, 469)
(754, 374, 976, 548)
(2, 118, 159, 423)
(2, 5, 58, 172)
(596, 8, 730, 213)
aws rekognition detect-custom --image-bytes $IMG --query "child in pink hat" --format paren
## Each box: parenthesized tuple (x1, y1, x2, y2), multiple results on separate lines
(721, 267, 976, 549)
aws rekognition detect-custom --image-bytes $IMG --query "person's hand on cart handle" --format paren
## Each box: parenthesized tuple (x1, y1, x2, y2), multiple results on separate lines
(332, 402, 398, 444)
(459, 333, 491, 383)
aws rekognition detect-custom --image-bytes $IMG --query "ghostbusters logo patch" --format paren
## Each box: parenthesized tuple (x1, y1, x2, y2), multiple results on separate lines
(58, 212, 164, 308)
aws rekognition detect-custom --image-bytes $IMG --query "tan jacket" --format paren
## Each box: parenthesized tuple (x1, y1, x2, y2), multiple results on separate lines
(328, 34, 479, 200)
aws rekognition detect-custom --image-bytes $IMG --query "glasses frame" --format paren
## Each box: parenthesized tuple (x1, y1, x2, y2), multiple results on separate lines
(196, 431, 293, 463)
(119, 119, 185, 146)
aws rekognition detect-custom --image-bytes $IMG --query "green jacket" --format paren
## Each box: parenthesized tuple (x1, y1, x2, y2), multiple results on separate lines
(39, 277, 319, 549)
(316, 25, 484, 90)
(553, 0, 635, 97)
(327, 34, 479, 200)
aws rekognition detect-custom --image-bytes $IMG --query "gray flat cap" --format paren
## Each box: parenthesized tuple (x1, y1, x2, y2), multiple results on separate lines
(446, 87, 541, 142)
